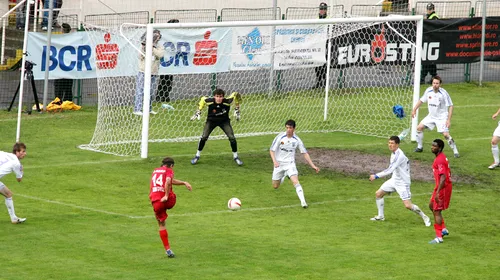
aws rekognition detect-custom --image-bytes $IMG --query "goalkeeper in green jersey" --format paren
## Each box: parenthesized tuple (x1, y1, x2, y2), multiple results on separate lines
(189, 89, 243, 166)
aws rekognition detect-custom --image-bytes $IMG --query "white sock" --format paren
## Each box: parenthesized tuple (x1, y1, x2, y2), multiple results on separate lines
(447, 137, 459, 154)
(5, 197, 16, 220)
(195, 150, 201, 157)
(233, 152, 238, 159)
(294, 183, 306, 204)
(376, 197, 384, 217)
(411, 204, 425, 218)
(416, 131, 423, 148)
(492, 145, 499, 164)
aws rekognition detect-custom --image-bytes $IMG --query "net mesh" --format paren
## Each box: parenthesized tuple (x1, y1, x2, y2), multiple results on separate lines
(81, 16, 419, 156)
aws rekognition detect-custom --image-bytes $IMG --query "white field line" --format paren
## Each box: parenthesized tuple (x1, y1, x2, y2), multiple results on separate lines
(17, 189, 494, 219)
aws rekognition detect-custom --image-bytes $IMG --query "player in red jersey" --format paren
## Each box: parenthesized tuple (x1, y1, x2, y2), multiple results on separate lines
(429, 139, 452, 244)
(150, 157, 192, 257)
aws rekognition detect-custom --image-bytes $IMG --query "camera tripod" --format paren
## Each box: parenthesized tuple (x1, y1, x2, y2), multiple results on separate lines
(8, 67, 41, 113)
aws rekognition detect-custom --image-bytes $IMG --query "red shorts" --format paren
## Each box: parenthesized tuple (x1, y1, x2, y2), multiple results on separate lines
(151, 193, 177, 222)
(430, 187, 452, 211)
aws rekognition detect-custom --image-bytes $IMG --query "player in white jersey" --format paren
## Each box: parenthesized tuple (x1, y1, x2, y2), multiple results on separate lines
(412, 76, 459, 157)
(269, 119, 320, 208)
(369, 136, 431, 226)
(488, 107, 500, 169)
(0, 143, 27, 224)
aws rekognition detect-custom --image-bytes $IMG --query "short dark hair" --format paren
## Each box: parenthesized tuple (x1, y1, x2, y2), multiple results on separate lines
(285, 119, 296, 128)
(13, 142, 26, 154)
(427, 3, 435, 10)
(431, 75, 442, 84)
(168, 19, 179, 23)
(213, 88, 225, 96)
(389, 136, 401, 144)
(319, 2, 328, 10)
(162, 157, 175, 167)
(433, 139, 445, 151)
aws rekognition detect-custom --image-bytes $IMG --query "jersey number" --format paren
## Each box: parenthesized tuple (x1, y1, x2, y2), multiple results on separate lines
(152, 174, 164, 187)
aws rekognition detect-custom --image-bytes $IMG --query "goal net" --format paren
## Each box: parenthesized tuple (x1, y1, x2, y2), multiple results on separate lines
(81, 15, 423, 157)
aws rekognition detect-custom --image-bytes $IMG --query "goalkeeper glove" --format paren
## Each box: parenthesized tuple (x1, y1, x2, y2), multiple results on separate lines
(234, 107, 241, 121)
(190, 110, 201, 121)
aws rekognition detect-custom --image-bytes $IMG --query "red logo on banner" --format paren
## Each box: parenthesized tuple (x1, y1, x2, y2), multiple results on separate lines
(193, 31, 218, 66)
(95, 33, 120, 69)
(371, 27, 387, 63)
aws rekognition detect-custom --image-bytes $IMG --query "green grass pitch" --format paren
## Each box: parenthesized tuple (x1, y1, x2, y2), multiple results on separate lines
(0, 82, 499, 279)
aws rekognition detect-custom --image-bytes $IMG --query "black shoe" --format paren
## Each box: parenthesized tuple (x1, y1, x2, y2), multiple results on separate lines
(414, 147, 423, 152)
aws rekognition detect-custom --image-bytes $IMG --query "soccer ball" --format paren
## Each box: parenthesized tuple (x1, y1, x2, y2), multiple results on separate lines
(227, 198, 241, 210)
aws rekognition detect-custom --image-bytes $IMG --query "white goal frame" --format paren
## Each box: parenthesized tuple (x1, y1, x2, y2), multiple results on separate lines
(135, 16, 423, 158)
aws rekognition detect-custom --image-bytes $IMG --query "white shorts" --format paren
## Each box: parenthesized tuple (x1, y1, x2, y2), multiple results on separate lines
(493, 122, 500, 137)
(379, 178, 412, 200)
(272, 162, 298, 181)
(420, 115, 449, 133)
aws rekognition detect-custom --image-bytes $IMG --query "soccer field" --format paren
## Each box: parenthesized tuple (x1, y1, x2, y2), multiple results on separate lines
(1, 82, 499, 279)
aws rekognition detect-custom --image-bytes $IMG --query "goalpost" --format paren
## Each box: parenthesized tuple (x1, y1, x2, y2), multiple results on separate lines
(81, 15, 423, 158)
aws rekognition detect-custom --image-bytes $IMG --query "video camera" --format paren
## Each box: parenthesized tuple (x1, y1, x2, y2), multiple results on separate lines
(25, 60, 36, 72)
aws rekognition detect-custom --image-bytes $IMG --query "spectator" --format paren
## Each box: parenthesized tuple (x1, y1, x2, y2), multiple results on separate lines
(41, 0, 63, 31)
(15, 0, 26, 30)
(54, 23, 73, 101)
(314, 2, 328, 89)
(420, 3, 439, 84)
(133, 29, 165, 116)
(156, 19, 179, 103)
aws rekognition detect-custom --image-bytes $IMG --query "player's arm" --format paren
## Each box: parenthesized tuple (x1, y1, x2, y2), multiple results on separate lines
(228, 92, 242, 120)
(270, 150, 279, 168)
(302, 152, 319, 173)
(161, 176, 173, 202)
(411, 100, 423, 118)
(14, 164, 23, 182)
(172, 178, 192, 191)
(446, 105, 454, 127)
(371, 155, 401, 180)
(492, 108, 500, 119)
(190, 96, 207, 121)
(434, 173, 446, 203)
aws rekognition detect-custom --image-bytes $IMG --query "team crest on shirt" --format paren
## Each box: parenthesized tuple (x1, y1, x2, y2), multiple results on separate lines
(429, 96, 432, 99)
(281, 141, 284, 145)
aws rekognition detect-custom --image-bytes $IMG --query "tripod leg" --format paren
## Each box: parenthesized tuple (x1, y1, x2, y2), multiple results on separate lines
(8, 81, 21, 112)
(30, 73, 41, 112)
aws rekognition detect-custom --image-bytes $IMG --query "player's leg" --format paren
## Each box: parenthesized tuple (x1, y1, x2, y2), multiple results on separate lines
(441, 131, 459, 158)
(287, 165, 307, 208)
(428, 191, 445, 244)
(191, 121, 217, 164)
(0, 183, 26, 224)
(371, 180, 395, 220)
(415, 116, 435, 152)
(400, 189, 431, 227)
(272, 166, 285, 189)
(489, 127, 500, 169)
(153, 202, 175, 257)
(220, 121, 242, 165)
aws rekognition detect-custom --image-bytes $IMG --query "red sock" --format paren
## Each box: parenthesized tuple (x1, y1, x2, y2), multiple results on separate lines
(159, 229, 170, 250)
(434, 223, 443, 238)
(441, 218, 446, 229)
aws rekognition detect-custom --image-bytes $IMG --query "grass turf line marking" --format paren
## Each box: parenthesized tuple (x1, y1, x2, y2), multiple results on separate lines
(17, 189, 494, 219)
